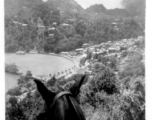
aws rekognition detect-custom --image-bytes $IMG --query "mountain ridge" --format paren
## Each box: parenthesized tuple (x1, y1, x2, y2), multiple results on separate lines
(5, 0, 84, 17)
(85, 4, 130, 18)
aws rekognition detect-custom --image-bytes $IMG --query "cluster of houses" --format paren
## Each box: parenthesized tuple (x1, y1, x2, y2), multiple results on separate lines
(71, 36, 145, 75)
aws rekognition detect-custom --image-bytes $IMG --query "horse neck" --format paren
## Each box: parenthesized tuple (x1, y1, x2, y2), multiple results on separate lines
(53, 96, 86, 120)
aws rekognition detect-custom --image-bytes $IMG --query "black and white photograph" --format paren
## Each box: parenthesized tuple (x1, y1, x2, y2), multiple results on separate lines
(4, 0, 147, 120)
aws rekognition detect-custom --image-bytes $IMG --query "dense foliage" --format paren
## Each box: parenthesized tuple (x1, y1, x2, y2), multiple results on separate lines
(5, 63, 19, 74)
(7, 86, 22, 96)
(79, 52, 145, 120)
(5, 1, 144, 54)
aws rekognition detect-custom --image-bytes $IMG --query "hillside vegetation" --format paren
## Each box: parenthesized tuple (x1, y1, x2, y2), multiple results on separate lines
(6, 36, 145, 120)
(5, 0, 145, 53)
(5, 0, 145, 120)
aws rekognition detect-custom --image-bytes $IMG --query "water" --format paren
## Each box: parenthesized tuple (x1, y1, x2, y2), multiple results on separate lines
(5, 73, 19, 93)
(5, 53, 75, 92)
(5, 53, 74, 77)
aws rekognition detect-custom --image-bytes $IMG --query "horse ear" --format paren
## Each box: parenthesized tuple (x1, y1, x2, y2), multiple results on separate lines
(34, 79, 55, 106)
(70, 75, 86, 97)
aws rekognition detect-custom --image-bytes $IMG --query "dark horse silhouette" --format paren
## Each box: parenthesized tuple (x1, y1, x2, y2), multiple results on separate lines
(34, 75, 86, 120)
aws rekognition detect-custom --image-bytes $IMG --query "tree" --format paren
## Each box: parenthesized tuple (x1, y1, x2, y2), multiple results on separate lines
(6, 97, 26, 120)
(32, 3, 60, 26)
(19, 46, 24, 51)
(58, 25, 76, 38)
(5, 63, 19, 74)
(5, 43, 18, 53)
(75, 20, 87, 37)
(7, 87, 22, 96)
(25, 45, 30, 53)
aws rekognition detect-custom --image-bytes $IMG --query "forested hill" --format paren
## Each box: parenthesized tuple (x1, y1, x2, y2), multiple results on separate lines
(5, 0, 145, 19)
(5, 0, 84, 17)
(5, 0, 139, 18)
(5, 0, 145, 54)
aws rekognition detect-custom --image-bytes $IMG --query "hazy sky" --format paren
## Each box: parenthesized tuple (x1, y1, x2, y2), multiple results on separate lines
(74, 0, 123, 9)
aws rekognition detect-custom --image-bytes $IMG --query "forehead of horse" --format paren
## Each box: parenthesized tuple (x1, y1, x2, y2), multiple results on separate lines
(47, 92, 86, 120)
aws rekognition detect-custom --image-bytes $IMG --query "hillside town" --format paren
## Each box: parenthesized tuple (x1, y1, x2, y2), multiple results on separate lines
(6, 35, 144, 103)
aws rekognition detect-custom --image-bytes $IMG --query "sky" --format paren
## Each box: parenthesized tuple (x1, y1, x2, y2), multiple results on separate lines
(74, 0, 123, 9)
(42, 0, 124, 9)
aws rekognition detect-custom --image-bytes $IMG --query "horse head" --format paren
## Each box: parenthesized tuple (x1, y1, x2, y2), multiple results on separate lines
(34, 75, 86, 120)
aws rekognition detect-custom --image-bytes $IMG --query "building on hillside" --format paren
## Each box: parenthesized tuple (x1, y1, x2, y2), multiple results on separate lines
(82, 43, 89, 48)
(108, 47, 120, 54)
(53, 22, 57, 27)
(112, 22, 117, 25)
(75, 48, 84, 54)
(48, 27, 56, 31)
(21, 23, 27, 27)
(48, 27, 56, 37)
(61, 23, 70, 28)
(60, 52, 69, 56)
(16, 51, 25, 55)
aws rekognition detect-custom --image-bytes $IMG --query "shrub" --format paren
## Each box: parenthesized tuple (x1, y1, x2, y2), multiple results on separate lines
(80, 57, 87, 66)
(7, 86, 22, 96)
(91, 66, 119, 94)
(98, 55, 118, 70)
(18, 91, 45, 120)
(93, 53, 99, 59)
(108, 56, 118, 70)
(25, 45, 30, 53)
(5, 43, 18, 53)
(6, 90, 45, 120)
(120, 46, 127, 51)
(54, 47, 61, 54)
(121, 51, 128, 58)
(46, 76, 57, 87)
(6, 97, 26, 120)
(98, 55, 109, 64)
(79, 66, 120, 109)
(17, 74, 33, 87)
(26, 71, 32, 77)
(86, 51, 92, 60)
(120, 62, 144, 79)
(19, 46, 25, 51)
(5, 63, 19, 74)
(80, 75, 145, 120)
(94, 62, 105, 73)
